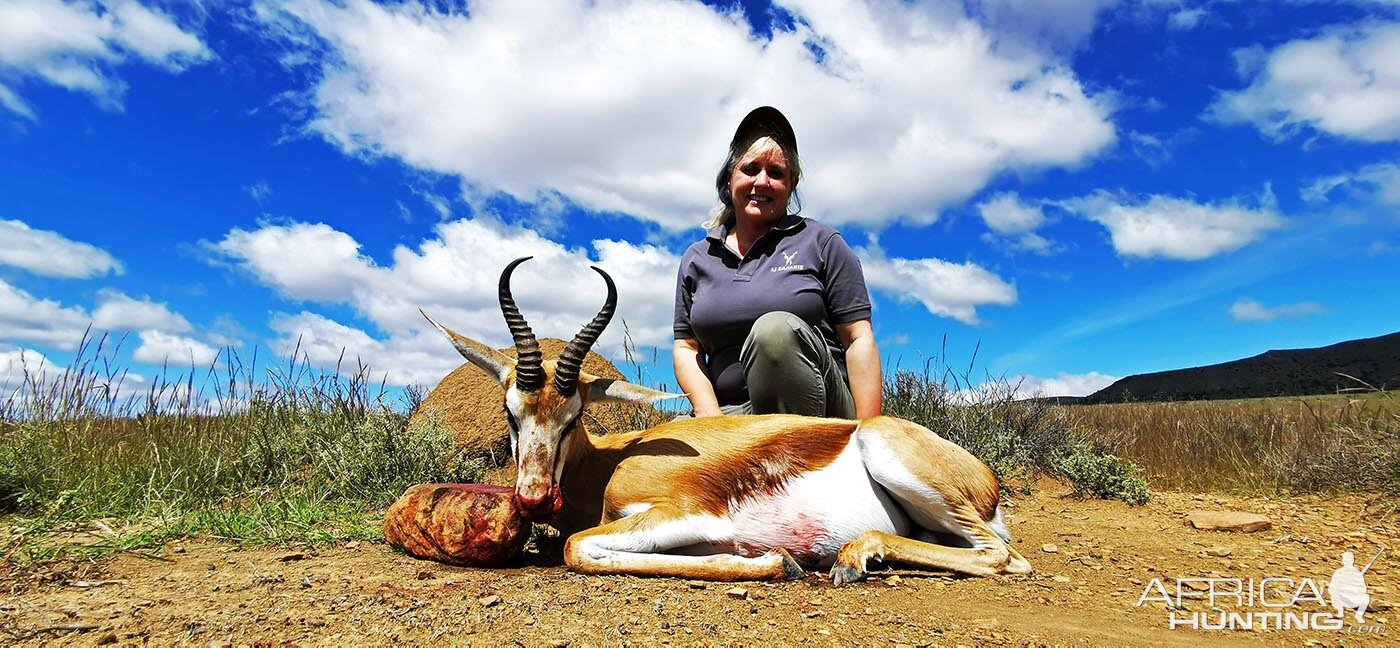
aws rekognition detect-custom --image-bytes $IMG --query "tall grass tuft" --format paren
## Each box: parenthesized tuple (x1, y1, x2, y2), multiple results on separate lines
(0, 335, 482, 561)
(882, 361, 1150, 506)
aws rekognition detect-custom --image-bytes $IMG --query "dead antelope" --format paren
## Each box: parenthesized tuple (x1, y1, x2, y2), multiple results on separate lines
(421, 257, 1031, 582)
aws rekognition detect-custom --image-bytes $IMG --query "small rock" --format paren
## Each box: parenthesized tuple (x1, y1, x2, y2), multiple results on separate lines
(279, 552, 306, 562)
(478, 595, 501, 608)
(346, 540, 360, 549)
(416, 570, 436, 580)
(802, 610, 825, 618)
(1184, 511, 1271, 533)
(1041, 544, 1059, 554)
(96, 631, 118, 645)
(725, 587, 748, 600)
(886, 575, 901, 586)
(300, 576, 312, 589)
(173, 545, 186, 554)
(1205, 546, 1233, 557)
(1052, 576, 1071, 584)
(687, 581, 707, 590)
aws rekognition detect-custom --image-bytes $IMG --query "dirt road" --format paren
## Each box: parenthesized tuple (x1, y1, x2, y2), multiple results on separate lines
(3, 487, 1394, 646)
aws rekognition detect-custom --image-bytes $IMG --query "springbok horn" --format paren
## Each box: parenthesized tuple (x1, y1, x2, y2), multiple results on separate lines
(499, 257, 544, 393)
(554, 266, 616, 397)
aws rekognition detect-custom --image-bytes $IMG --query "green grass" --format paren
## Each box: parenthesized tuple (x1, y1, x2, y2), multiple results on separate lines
(0, 335, 482, 564)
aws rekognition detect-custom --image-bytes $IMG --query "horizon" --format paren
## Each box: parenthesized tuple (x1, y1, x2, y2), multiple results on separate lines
(3, 0, 1399, 401)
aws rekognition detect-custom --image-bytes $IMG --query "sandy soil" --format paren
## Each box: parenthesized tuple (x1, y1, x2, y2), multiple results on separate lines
(3, 487, 1394, 647)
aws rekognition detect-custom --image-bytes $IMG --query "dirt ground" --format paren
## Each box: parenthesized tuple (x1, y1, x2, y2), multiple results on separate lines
(3, 486, 1394, 647)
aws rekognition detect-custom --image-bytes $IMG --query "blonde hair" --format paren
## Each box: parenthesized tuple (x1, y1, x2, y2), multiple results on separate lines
(703, 135, 801, 230)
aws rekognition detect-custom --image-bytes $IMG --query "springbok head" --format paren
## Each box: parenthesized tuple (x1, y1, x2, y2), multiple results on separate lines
(422, 257, 677, 520)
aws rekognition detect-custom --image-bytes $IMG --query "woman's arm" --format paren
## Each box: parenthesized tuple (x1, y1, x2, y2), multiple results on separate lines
(673, 338, 724, 417)
(835, 319, 882, 419)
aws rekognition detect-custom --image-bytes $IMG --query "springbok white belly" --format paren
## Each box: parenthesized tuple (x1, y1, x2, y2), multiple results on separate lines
(719, 439, 911, 566)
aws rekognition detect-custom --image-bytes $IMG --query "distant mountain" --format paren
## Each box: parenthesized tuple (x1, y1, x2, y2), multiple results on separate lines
(1083, 331, 1400, 403)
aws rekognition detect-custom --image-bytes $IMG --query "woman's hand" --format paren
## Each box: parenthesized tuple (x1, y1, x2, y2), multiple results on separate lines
(673, 338, 724, 417)
(835, 319, 882, 419)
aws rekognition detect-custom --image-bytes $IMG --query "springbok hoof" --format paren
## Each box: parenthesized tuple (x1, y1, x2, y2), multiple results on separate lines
(829, 564, 866, 586)
(772, 548, 805, 580)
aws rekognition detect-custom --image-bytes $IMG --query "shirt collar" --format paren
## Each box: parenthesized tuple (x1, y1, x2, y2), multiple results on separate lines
(705, 212, 805, 242)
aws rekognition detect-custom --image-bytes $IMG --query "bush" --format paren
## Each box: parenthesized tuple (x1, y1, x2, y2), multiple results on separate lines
(1051, 445, 1150, 505)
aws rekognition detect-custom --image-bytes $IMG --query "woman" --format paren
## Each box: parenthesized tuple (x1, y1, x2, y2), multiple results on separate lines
(673, 106, 881, 420)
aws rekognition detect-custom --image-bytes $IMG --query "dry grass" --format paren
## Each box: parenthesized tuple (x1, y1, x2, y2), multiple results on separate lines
(1061, 391, 1399, 509)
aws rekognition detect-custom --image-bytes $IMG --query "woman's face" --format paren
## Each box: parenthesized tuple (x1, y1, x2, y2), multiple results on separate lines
(728, 139, 793, 228)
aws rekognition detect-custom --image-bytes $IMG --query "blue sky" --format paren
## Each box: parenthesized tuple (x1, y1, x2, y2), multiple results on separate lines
(2, 0, 1398, 401)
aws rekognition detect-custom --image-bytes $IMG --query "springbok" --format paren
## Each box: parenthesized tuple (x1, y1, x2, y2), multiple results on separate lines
(421, 257, 1031, 582)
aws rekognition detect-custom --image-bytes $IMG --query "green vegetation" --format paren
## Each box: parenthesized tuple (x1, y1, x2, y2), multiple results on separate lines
(883, 367, 1151, 506)
(0, 336, 482, 563)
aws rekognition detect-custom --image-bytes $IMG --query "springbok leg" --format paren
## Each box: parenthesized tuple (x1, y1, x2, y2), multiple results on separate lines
(563, 504, 804, 581)
(830, 416, 1033, 583)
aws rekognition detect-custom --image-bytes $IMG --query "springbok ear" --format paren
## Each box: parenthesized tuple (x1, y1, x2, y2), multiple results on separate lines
(586, 378, 686, 404)
(420, 309, 515, 387)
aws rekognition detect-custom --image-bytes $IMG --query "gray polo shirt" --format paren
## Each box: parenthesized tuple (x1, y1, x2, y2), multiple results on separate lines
(674, 213, 872, 406)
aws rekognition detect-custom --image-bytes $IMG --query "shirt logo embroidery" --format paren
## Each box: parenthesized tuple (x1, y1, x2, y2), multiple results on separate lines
(772, 250, 804, 272)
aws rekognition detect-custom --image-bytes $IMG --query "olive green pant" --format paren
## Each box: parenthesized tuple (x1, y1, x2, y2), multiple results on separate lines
(705, 311, 856, 419)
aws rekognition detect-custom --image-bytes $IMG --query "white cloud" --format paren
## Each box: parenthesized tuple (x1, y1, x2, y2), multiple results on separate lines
(1302, 161, 1400, 205)
(0, 345, 51, 390)
(131, 329, 219, 366)
(0, 0, 212, 118)
(254, 0, 1114, 231)
(976, 192, 1055, 253)
(1229, 298, 1327, 322)
(211, 217, 684, 386)
(969, 0, 1124, 51)
(0, 218, 123, 278)
(1168, 7, 1207, 30)
(1011, 371, 1119, 398)
(91, 290, 192, 332)
(1061, 190, 1285, 260)
(1211, 22, 1400, 142)
(0, 278, 92, 350)
(858, 242, 1016, 325)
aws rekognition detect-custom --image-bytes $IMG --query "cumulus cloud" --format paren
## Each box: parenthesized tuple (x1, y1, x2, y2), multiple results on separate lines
(857, 242, 1016, 325)
(1229, 298, 1327, 322)
(254, 0, 1114, 231)
(0, 218, 123, 278)
(1061, 190, 1285, 260)
(91, 290, 192, 332)
(131, 329, 219, 366)
(0, 278, 92, 350)
(210, 217, 683, 386)
(1210, 22, 1400, 142)
(976, 192, 1054, 253)
(0, 0, 212, 118)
